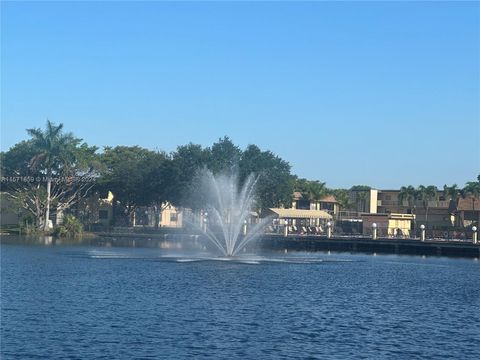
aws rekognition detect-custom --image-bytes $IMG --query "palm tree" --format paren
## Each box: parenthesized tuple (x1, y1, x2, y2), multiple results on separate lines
(399, 185, 416, 209)
(306, 181, 328, 208)
(463, 179, 480, 225)
(399, 185, 417, 235)
(332, 189, 352, 210)
(443, 184, 461, 226)
(349, 186, 371, 213)
(27, 120, 70, 231)
(355, 191, 368, 212)
(443, 184, 461, 203)
(416, 185, 438, 228)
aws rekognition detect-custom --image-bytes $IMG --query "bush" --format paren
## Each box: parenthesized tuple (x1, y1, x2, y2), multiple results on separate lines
(54, 215, 83, 238)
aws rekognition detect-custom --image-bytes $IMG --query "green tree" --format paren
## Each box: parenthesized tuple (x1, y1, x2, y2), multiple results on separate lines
(294, 178, 328, 206)
(1, 140, 46, 226)
(399, 185, 417, 233)
(208, 136, 241, 174)
(399, 185, 417, 211)
(443, 184, 461, 205)
(350, 185, 372, 191)
(167, 143, 210, 208)
(98, 146, 168, 225)
(350, 186, 371, 212)
(416, 185, 438, 227)
(329, 188, 352, 211)
(239, 144, 293, 210)
(1, 122, 98, 230)
(54, 214, 83, 238)
(27, 121, 66, 230)
(463, 176, 480, 222)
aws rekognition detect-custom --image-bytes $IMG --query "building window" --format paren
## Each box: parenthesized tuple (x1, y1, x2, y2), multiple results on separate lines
(99, 210, 108, 220)
(170, 213, 177, 222)
(297, 200, 310, 210)
(385, 195, 391, 200)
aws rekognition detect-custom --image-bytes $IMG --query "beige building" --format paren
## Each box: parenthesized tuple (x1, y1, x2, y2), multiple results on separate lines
(158, 204, 183, 228)
(349, 189, 378, 214)
(455, 197, 480, 228)
(377, 189, 452, 228)
(291, 192, 340, 216)
(361, 213, 415, 237)
(132, 203, 183, 228)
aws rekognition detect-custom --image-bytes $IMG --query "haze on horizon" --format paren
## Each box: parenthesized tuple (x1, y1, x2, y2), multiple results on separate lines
(1, 1, 478, 189)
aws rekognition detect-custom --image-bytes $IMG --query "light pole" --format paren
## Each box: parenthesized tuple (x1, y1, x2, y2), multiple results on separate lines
(327, 221, 332, 238)
(420, 224, 426, 242)
(242, 219, 247, 236)
(372, 222, 377, 240)
(472, 226, 478, 244)
(283, 219, 288, 237)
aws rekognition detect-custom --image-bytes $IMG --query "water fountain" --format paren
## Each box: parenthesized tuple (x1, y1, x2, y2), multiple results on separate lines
(196, 170, 271, 257)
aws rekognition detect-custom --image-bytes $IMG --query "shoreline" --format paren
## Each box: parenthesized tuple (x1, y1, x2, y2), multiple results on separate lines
(2, 232, 479, 259)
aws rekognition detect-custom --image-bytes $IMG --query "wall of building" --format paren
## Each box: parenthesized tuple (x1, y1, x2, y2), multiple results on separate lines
(387, 218, 412, 237)
(362, 215, 389, 237)
(159, 205, 183, 228)
(362, 213, 413, 237)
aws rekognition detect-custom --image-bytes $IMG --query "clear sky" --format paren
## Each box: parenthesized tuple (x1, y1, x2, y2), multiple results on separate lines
(1, 1, 479, 189)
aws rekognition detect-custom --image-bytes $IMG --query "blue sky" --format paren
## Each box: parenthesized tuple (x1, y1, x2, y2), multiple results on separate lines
(1, 1, 479, 189)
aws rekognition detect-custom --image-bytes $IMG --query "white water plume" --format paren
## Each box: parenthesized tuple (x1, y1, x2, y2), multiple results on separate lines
(198, 170, 271, 256)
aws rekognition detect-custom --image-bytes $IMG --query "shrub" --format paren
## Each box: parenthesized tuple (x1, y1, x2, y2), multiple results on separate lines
(54, 215, 83, 239)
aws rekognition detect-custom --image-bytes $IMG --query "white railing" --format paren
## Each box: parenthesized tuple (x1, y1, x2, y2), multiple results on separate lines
(378, 200, 450, 208)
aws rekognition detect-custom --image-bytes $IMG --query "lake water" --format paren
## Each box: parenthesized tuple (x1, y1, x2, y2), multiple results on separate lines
(1, 237, 479, 359)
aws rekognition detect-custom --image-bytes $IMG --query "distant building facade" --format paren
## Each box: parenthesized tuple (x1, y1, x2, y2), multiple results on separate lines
(291, 192, 340, 216)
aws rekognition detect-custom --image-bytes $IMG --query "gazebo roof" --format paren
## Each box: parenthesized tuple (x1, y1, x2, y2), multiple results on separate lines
(268, 208, 332, 219)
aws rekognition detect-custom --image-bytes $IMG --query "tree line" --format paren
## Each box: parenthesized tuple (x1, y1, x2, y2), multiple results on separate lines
(1, 121, 478, 231)
(1, 121, 293, 229)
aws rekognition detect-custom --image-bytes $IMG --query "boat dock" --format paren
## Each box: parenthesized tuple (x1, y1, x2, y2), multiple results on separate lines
(260, 234, 480, 258)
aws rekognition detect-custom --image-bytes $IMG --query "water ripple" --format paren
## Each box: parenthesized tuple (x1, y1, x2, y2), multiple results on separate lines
(1, 245, 479, 359)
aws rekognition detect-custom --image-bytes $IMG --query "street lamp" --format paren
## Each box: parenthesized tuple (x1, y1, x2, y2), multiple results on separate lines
(420, 224, 426, 242)
(283, 219, 289, 237)
(326, 221, 332, 238)
(472, 226, 478, 244)
(372, 222, 377, 240)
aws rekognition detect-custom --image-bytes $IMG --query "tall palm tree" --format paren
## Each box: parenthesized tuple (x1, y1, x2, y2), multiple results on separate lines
(306, 181, 328, 208)
(27, 121, 68, 231)
(399, 185, 417, 234)
(443, 184, 461, 204)
(399, 185, 416, 210)
(416, 185, 438, 227)
(356, 191, 368, 213)
(463, 179, 480, 225)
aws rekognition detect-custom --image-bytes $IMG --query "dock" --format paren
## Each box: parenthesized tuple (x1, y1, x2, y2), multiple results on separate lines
(260, 234, 480, 258)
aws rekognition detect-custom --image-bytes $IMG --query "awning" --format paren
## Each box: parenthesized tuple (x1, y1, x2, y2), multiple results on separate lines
(268, 208, 333, 220)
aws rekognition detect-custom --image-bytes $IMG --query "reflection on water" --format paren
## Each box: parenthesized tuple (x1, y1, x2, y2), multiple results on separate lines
(0, 234, 241, 253)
